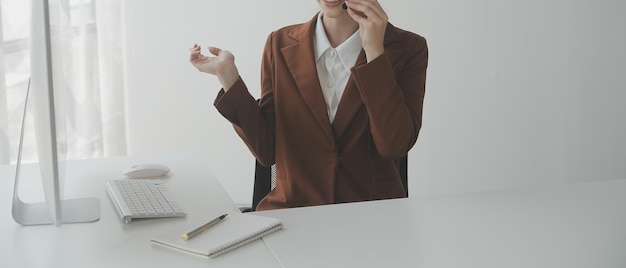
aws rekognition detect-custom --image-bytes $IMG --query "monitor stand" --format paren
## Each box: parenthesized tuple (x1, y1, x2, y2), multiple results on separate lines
(12, 196, 100, 225)
(11, 150, 100, 226)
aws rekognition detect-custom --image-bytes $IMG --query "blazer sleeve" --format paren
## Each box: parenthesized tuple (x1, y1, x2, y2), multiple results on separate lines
(213, 34, 277, 167)
(351, 34, 428, 158)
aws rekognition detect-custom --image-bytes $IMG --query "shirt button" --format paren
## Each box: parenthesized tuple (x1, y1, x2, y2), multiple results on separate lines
(329, 50, 336, 57)
(327, 81, 334, 88)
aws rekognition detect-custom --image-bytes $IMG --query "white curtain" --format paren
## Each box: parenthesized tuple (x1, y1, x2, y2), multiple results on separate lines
(0, 0, 126, 165)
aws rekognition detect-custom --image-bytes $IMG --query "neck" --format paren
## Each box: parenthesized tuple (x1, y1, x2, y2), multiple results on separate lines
(322, 15, 359, 48)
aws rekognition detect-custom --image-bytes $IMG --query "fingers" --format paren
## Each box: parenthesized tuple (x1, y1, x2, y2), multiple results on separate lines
(188, 44, 225, 62)
(190, 45, 224, 56)
(345, 0, 388, 23)
(189, 43, 201, 55)
(208, 46, 222, 56)
(190, 43, 201, 52)
(189, 47, 200, 62)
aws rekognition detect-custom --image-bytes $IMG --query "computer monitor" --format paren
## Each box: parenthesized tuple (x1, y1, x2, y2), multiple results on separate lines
(11, 0, 99, 226)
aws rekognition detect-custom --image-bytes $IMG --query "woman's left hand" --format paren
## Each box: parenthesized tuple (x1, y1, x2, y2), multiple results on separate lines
(345, 0, 388, 62)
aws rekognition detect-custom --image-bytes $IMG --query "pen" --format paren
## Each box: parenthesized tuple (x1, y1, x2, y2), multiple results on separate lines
(182, 214, 228, 241)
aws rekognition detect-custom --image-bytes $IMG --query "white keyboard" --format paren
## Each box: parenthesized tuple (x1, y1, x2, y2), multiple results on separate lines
(106, 179, 186, 224)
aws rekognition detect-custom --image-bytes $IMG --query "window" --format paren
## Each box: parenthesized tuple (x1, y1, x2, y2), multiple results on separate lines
(0, 0, 125, 165)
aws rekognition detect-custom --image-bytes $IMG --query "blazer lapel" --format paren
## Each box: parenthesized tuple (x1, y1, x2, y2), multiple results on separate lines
(280, 15, 335, 143)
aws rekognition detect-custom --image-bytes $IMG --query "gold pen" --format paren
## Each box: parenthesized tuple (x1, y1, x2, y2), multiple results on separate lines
(182, 214, 228, 241)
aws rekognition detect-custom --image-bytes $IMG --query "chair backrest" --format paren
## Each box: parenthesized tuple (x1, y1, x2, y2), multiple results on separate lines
(251, 162, 276, 210)
(251, 156, 408, 211)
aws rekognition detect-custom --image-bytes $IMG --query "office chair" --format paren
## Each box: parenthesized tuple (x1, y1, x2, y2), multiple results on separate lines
(241, 156, 409, 212)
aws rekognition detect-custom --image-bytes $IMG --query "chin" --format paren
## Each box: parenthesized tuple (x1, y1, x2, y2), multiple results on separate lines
(318, 0, 343, 10)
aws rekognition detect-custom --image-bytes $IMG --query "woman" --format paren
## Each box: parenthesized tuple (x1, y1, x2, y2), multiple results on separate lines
(189, 0, 428, 210)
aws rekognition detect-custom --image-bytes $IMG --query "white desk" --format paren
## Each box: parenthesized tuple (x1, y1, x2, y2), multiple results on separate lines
(0, 153, 280, 268)
(4, 155, 626, 268)
(255, 179, 626, 268)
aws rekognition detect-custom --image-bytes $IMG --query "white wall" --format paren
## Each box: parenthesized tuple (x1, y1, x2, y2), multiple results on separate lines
(121, 0, 626, 205)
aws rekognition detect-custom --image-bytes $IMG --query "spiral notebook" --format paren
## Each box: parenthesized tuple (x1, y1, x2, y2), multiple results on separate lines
(151, 213, 283, 258)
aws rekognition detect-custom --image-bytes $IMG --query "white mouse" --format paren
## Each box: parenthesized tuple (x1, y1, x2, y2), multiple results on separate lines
(122, 163, 170, 178)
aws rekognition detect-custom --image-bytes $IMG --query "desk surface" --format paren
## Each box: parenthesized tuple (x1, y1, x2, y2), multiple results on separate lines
(256, 179, 626, 268)
(1, 153, 280, 268)
(3, 154, 626, 268)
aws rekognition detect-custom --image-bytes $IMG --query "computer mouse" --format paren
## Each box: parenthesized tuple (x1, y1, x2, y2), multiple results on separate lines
(122, 163, 170, 178)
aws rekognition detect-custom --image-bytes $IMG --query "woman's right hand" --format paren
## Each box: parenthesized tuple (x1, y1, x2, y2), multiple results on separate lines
(189, 44, 240, 91)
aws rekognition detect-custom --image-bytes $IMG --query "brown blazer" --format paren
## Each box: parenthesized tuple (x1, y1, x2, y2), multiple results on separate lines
(215, 14, 428, 210)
